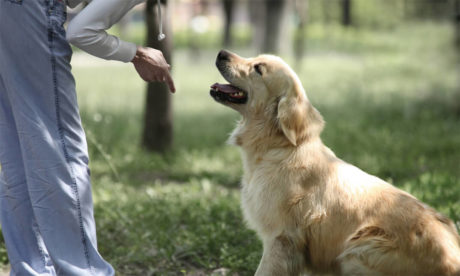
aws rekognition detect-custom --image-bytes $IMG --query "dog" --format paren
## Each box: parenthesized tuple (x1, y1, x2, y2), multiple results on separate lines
(210, 50, 460, 275)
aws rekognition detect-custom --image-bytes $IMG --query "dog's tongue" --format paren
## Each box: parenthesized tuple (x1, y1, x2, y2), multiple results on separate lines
(211, 83, 241, 94)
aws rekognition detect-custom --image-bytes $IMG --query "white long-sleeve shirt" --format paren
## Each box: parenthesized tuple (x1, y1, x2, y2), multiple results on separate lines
(66, 0, 145, 62)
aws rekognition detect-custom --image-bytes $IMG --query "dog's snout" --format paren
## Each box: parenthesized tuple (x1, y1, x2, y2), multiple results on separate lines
(216, 50, 232, 70)
(217, 50, 231, 62)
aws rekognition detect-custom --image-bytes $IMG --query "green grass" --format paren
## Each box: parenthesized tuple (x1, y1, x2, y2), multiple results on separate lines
(1, 22, 460, 275)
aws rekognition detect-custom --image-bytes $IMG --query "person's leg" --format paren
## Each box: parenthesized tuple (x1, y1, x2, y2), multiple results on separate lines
(0, 75, 56, 276)
(0, 1, 113, 275)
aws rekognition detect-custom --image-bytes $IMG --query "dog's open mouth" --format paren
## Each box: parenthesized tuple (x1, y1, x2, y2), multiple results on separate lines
(210, 83, 248, 104)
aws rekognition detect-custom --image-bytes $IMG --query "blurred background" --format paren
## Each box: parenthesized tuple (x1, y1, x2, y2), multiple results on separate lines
(2, 0, 460, 275)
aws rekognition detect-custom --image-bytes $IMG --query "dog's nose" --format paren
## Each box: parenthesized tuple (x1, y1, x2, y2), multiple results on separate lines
(217, 50, 231, 61)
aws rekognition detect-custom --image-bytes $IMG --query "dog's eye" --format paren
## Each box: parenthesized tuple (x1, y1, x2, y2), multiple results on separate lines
(254, 64, 263, 76)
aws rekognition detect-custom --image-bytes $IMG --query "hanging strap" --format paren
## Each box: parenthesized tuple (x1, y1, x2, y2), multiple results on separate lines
(157, 0, 165, 41)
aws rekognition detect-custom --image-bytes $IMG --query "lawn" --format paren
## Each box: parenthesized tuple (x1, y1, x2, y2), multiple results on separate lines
(1, 22, 460, 275)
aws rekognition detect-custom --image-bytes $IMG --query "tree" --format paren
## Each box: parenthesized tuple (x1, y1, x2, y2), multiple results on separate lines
(455, 0, 460, 47)
(249, 0, 288, 54)
(454, 0, 460, 116)
(142, 0, 173, 152)
(341, 0, 352, 26)
(222, 0, 235, 47)
(294, 0, 308, 70)
(248, 0, 265, 52)
(264, 0, 288, 53)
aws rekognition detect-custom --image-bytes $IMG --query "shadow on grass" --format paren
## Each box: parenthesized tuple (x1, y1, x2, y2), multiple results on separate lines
(81, 108, 243, 189)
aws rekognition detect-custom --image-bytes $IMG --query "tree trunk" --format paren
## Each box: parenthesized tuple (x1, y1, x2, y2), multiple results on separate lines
(294, 0, 308, 70)
(142, 0, 173, 152)
(322, 0, 331, 24)
(264, 0, 287, 54)
(248, 0, 265, 53)
(341, 0, 352, 27)
(222, 0, 235, 47)
(455, 0, 460, 116)
(455, 0, 460, 47)
(403, 0, 409, 19)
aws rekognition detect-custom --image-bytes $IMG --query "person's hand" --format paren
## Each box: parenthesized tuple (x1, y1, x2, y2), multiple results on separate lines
(131, 46, 176, 93)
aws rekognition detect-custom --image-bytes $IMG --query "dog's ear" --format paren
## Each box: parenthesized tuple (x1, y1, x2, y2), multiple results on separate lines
(277, 82, 323, 146)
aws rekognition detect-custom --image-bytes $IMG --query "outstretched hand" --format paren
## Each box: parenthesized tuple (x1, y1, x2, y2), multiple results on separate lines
(131, 46, 176, 93)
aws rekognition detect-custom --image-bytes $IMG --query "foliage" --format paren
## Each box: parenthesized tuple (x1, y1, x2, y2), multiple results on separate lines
(111, 21, 252, 50)
(0, 22, 459, 274)
(111, 0, 458, 54)
(307, 0, 455, 27)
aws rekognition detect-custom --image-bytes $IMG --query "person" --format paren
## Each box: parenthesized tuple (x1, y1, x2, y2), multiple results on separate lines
(0, 0, 174, 275)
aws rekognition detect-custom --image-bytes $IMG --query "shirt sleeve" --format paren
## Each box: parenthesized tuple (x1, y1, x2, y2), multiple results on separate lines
(66, 0, 145, 62)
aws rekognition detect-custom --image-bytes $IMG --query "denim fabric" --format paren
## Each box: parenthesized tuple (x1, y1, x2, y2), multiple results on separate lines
(0, 0, 114, 275)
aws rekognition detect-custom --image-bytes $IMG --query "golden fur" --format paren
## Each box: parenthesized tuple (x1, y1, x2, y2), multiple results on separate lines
(211, 50, 460, 275)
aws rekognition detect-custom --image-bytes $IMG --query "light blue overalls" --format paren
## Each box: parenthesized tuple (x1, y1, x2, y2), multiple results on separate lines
(0, 0, 114, 275)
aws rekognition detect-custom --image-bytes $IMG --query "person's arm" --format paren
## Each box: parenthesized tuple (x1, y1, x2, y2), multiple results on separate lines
(67, 0, 175, 92)
(66, 0, 143, 62)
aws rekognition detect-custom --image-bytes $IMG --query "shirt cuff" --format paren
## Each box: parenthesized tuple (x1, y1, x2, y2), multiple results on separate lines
(114, 41, 138, 63)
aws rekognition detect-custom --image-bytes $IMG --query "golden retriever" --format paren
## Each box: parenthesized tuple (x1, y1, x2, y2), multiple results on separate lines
(210, 50, 460, 275)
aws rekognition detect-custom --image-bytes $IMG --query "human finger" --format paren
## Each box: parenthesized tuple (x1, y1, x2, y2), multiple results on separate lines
(163, 71, 175, 93)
